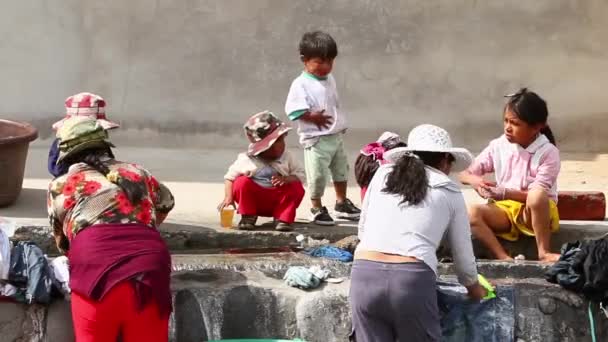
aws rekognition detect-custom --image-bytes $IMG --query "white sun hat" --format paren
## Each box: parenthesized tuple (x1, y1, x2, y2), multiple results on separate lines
(383, 124, 473, 172)
(376, 131, 400, 143)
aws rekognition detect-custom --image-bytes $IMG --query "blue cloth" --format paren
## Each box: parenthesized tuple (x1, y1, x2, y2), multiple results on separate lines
(48, 139, 69, 178)
(283, 266, 322, 289)
(437, 280, 515, 342)
(304, 246, 353, 262)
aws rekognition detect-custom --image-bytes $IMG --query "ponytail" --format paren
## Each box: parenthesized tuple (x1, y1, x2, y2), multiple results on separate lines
(383, 151, 450, 205)
(356, 141, 408, 189)
(354, 154, 379, 189)
(383, 153, 428, 205)
(541, 125, 556, 146)
(66, 146, 146, 204)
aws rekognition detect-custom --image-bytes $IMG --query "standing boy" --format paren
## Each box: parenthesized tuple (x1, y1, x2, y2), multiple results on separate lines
(285, 31, 360, 226)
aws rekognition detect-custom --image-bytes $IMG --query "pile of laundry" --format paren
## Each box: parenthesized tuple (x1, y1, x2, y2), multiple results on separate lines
(283, 235, 355, 290)
(1, 225, 70, 304)
(283, 265, 345, 290)
(546, 237, 608, 342)
(546, 238, 608, 303)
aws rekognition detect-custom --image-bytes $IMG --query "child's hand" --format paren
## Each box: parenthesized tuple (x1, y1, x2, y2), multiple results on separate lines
(304, 110, 333, 130)
(271, 175, 287, 187)
(479, 185, 506, 201)
(217, 196, 235, 211)
(470, 177, 497, 198)
(271, 175, 298, 187)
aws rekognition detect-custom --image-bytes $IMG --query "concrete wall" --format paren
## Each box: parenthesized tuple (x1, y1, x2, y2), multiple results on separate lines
(1, 0, 607, 151)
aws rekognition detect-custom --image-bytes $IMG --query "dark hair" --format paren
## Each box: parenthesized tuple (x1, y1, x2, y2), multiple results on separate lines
(63, 145, 146, 204)
(505, 88, 556, 145)
(299, 31, 338, 60)
(355, 141, 406, 189)
(383, 151, 451, 205)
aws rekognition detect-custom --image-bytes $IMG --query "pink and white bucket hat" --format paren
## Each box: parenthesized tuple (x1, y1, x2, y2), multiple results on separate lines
(52, 92, 120, 131)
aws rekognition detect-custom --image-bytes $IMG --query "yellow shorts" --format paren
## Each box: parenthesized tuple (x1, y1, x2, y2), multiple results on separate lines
(493, 199, 560, 241)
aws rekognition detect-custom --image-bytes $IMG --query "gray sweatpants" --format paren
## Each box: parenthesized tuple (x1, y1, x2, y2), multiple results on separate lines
(349, 260, 440, 342)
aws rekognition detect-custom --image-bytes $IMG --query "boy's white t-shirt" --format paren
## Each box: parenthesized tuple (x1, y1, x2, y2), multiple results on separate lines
(284, 72, 347, 147)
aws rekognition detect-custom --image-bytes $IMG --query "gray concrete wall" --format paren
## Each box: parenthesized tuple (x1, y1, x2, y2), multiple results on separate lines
(1, 0, 607, 151)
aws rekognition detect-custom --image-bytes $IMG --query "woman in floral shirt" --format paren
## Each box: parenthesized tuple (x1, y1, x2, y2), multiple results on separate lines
(47, 116, 174, 342)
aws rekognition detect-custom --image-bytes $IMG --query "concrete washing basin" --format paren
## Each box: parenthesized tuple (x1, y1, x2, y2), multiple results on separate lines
(0, 120, 38, 207)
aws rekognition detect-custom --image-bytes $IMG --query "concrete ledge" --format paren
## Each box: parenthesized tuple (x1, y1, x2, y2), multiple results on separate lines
(172, 253, 352, 278)
(11, 221, 357, 256)
(436, 220, 608, 261)
(3, 258, 604, 342)
(13, 220, 608, 260)
(0, 300, 71, 342)
(474, 220, 608, 260)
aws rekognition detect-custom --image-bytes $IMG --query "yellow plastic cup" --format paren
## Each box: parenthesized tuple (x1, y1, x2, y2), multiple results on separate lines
(220, 206, 235, 228)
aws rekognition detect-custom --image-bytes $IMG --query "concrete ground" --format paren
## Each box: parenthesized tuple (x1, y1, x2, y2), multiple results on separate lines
(2, 140, 607, 231)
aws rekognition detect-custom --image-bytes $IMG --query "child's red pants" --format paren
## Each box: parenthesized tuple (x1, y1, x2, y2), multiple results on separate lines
(233, 176, 305, 223)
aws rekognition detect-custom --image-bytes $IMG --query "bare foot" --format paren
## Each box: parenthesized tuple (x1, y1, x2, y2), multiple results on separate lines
(539, 253, 561, 263)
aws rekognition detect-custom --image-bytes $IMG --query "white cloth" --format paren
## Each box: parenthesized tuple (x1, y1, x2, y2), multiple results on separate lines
(357, 165, 478, 286)
(50, 256, 70, 294)
(0, 228, 10, 280)
(0, 217, 16, 237)
(376, 131, 399, 143)
(308, 265, 330, 280)
(0, 283, 17, 297)
(284, 72, 347, 147)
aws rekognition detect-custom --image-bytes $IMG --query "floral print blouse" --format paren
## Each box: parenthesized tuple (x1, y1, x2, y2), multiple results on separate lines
(47, 160, 175, 252)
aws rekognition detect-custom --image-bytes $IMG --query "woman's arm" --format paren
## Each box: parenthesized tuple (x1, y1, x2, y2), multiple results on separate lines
(51, 217, 69, 254)
(47, 184, 69, 254)
(445, 192, 486, 300)
(154, 182, 175, 225)
(446, 193, 479, 286)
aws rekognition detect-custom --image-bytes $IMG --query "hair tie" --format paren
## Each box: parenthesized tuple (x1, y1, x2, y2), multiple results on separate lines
(361, 143, 386, 163)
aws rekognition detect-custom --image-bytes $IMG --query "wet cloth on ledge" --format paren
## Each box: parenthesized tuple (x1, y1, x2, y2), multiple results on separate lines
(284, 266, 330, 289)
(304, 246, 353, 262)
(437, 280, 515, 342)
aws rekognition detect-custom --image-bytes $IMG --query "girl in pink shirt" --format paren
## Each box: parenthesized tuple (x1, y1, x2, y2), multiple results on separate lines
(460, 88, 561, 262)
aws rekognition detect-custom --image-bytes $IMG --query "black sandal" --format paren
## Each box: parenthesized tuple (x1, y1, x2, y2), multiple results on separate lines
(238, 215, 257, 230)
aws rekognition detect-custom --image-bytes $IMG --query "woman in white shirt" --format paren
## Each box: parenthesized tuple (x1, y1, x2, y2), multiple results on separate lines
(350, 124, 486, 342)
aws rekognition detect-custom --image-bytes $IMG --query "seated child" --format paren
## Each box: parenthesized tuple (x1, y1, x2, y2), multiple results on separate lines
(354, 132, 406, 201)
(219, 111, 305, 231)
(48, 93, 119, 178)
(459, 88, 561, 262)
